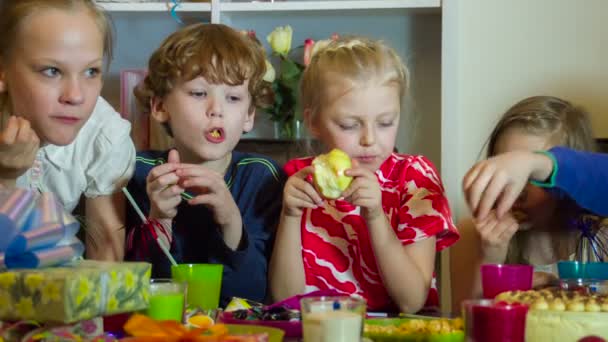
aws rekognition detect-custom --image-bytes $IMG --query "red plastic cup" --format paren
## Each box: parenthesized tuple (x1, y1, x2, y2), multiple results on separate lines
(463, 299, 529, 342)
(481, 264, 533, 299)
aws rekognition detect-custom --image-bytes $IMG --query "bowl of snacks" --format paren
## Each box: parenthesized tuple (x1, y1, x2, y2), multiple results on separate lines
(219, 306, 301, 338)
(364, 316, 464, 342)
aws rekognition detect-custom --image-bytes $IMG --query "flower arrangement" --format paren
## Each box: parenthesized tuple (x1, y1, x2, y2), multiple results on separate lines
(257, 26, 335, 140)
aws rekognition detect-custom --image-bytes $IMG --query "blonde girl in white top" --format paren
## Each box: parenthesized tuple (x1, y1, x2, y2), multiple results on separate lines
(0, 0, 135, 261)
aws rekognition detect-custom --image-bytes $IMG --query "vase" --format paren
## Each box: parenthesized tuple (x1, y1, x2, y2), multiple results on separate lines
(273, 119, 304, 140)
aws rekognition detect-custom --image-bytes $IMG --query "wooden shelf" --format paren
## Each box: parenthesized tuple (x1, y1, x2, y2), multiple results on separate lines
(221, 0, 440, 12)
(97, 1, 438, 13)
(98, 2, 211, 12)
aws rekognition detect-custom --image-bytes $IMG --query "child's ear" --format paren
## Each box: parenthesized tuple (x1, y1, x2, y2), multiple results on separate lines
(242, 107, 256, 133)
(303, 108, 320, 137)
(150, 97, 169, 123)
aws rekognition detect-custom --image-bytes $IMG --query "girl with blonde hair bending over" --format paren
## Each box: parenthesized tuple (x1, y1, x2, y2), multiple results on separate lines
(0, 0, 135, 260)
(452, 96, 602, 311)
(270, 36, 459, 313)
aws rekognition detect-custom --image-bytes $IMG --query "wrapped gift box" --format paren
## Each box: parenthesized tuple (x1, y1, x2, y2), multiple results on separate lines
(0, 317, 110, 341)
(0, 260, 151, 323)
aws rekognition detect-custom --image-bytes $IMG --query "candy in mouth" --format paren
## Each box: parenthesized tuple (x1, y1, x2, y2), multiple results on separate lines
(210, 129, 222, 138)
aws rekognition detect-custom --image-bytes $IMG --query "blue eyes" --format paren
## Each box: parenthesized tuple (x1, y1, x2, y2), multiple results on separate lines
(40, 67, 101, 78)
(41, 67, 60, 77)
(85, 68, 101, 78)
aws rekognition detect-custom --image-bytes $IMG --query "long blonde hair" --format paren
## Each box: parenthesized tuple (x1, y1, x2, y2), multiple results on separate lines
(300, 36, 409, 125)
(487, 96, 596, 158)
(0, 0, 114, 122)
(487, 96, 597, 263)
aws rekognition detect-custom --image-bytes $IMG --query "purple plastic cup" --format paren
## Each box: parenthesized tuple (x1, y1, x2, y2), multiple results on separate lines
(481, 264, 533, 299)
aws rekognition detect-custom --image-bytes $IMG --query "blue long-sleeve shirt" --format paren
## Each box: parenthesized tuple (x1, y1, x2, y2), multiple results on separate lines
(537, 146, 608, 216)
(125, 150, 285, 306)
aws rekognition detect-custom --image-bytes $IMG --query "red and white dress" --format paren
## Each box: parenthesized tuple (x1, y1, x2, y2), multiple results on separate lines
(284, 153, 459, 311)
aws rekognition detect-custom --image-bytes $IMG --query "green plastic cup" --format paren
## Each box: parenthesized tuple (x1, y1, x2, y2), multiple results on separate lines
(171, 264, 223, 310)
(146, 279, 186, 322)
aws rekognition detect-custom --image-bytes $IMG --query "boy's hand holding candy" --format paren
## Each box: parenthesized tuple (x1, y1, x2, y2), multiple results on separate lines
(0, 116, 40, 186)
(176, 163, 242, 229)
(176, 159, 243, 249)
(147, 149, 184, 224)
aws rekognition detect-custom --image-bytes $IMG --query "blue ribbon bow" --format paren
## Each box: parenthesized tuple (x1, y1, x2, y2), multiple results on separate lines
(0, 189, 84, 270)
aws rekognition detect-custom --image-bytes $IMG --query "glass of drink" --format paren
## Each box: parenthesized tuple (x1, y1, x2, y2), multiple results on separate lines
(171, 263, 223, 310)
(145, 279, 186, 322)
(301, 296, 366, 342)
(481, 264, 533, 299)
(462, 299, 529, 342)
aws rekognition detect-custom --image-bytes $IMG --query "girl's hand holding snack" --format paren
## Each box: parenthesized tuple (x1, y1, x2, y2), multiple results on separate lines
(342, 161, 383, 221)
(0, 116, 40, 185)
(283, 166, 324, 218)
(463, 150, 553, 220)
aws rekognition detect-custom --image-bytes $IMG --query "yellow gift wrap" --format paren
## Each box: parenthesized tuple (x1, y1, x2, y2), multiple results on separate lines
(0, 260, 151, 323)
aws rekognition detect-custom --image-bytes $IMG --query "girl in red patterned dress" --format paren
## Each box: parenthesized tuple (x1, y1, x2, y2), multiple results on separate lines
(269, 36, 459, 313)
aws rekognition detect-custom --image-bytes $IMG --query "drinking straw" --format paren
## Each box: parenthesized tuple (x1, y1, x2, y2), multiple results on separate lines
(121, 187, 178, 267)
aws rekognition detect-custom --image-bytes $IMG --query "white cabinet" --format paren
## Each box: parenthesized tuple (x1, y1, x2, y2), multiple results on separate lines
(99, 0, 443, 169)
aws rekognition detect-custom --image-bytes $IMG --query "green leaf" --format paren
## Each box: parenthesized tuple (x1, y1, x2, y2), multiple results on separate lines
(280, 58, 302, 84)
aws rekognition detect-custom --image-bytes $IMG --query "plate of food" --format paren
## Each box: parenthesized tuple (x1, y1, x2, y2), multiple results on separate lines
(364, 317, 464, 342)
(225, 324, 285, 342)
(218, 308, 301, 338)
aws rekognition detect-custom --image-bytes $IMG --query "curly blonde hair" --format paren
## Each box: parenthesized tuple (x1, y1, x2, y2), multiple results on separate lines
(300, 35, 409, 123)
(135, 23, 273, 117)
(0, 0, 113, 121)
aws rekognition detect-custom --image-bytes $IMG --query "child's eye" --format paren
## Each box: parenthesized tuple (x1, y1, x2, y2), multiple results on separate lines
(227, 95, 241, 102)
(379, 121, 395, 128)
(85, 67, 101, 78)
(41, 67, 60, 77)
(190, 91, 207, 97)
(339, 123, 358, 130)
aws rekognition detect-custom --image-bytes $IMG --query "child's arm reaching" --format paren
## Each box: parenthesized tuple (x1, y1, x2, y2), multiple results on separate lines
(0, 116, 40, 187)
(463, 150, 552, 220)
(270, 166, 324, 301)
(463, 147, 608, 220)
(545, 147, 608, 216)
(344, 164, 435, 313)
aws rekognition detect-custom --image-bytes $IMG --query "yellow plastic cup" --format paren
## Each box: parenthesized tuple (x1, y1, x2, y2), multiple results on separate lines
(171, 264, 223, 310)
